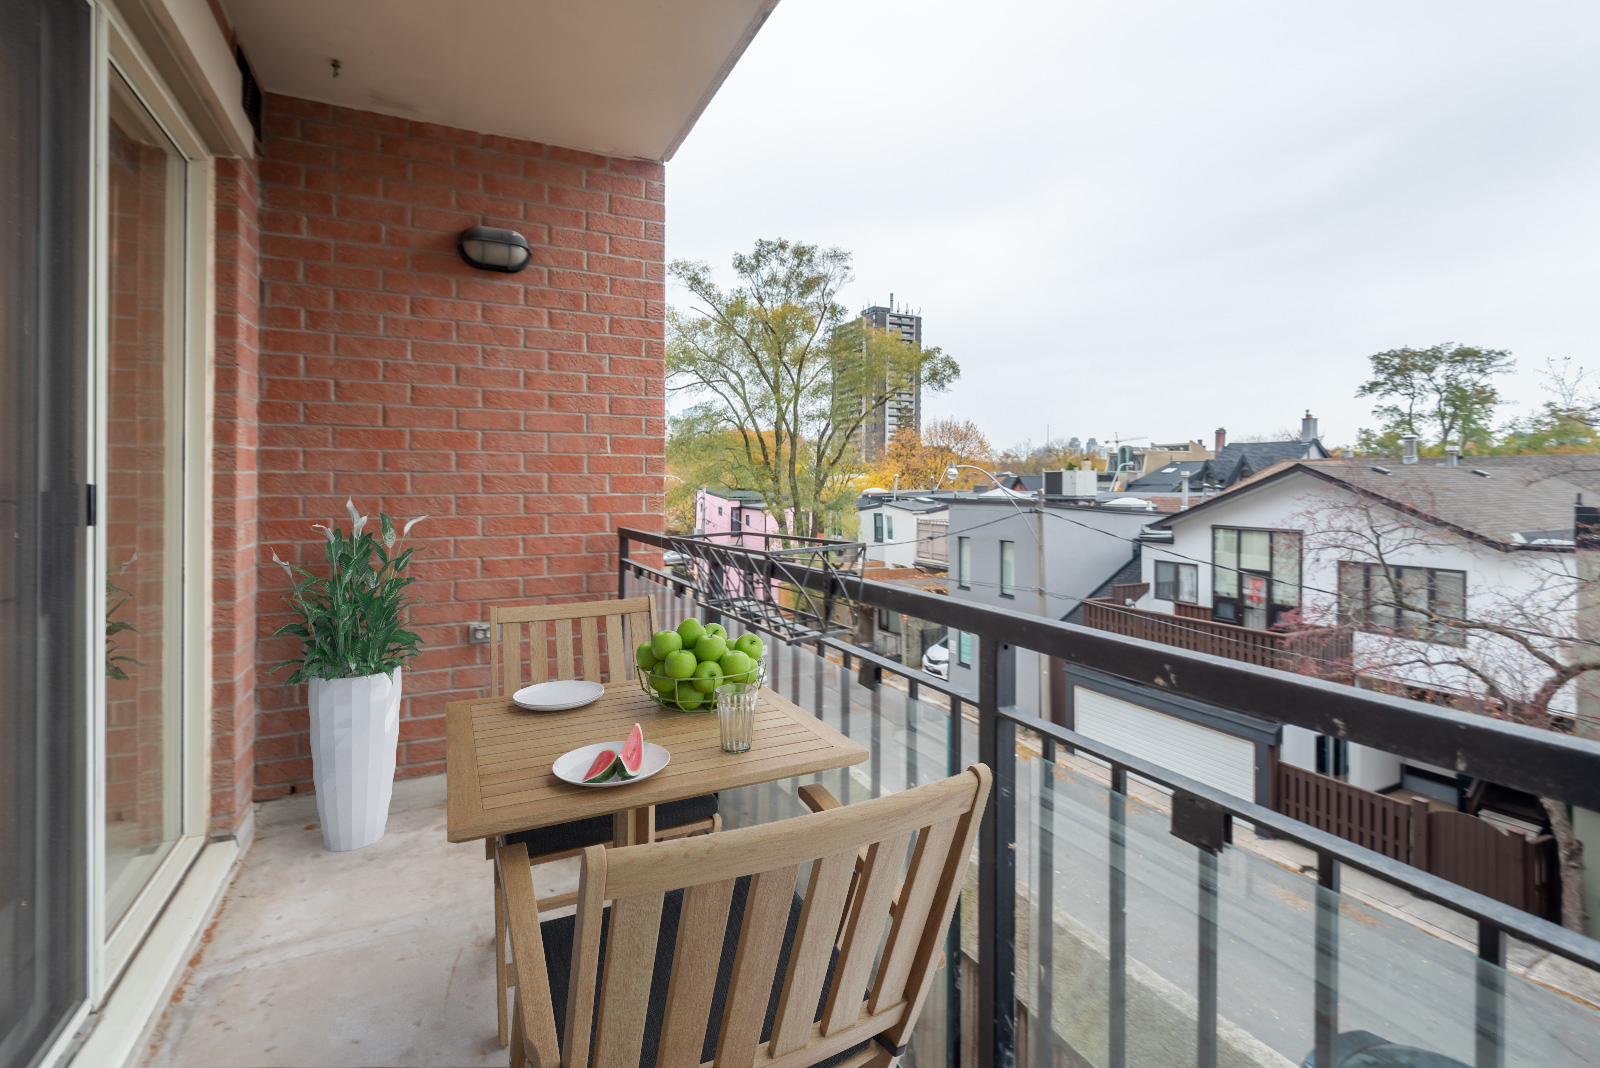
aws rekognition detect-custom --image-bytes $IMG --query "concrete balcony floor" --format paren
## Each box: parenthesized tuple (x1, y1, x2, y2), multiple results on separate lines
(141, 777, 577, 1068)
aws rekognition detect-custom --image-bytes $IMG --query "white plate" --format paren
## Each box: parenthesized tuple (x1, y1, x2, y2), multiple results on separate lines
(552, 741, 670, 788)
(512, 680, 605, 712)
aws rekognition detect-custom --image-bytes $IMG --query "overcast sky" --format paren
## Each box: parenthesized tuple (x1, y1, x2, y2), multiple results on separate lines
(665, 1, 1600, 453)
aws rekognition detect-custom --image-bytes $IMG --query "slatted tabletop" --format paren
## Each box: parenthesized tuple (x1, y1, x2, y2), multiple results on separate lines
(445, 681, 868, 843)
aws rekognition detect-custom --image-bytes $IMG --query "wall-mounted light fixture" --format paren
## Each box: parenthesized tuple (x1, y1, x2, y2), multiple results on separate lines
(457, 225, 530, 273)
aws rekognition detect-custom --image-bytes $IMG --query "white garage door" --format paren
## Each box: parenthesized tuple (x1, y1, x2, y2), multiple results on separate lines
(1075, 687, 1257, 802)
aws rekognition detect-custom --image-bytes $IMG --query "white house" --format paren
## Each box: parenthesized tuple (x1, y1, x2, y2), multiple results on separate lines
(856, 493, 951, 569)
(1133, 454, 1600, 927)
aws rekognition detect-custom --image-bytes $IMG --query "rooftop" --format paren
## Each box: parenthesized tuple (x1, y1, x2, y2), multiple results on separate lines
(1159, 454, 1600, 551)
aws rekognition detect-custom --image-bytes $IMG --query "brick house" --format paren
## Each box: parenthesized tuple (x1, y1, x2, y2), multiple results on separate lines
(3, 1, 776, 1064)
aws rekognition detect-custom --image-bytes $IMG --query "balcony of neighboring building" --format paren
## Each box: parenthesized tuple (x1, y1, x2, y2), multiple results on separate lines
(1080, 584, 1353, 678)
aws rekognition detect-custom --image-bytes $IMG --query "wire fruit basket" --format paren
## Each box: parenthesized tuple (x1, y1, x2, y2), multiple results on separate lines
(638, 657, 765, 713)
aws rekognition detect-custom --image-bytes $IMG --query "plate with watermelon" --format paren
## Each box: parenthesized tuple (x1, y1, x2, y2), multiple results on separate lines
(552, 723, 668, 788)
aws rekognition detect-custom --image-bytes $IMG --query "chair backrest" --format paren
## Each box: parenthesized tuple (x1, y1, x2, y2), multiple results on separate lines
(510, 766, 990, 1068)
(488, 597, 656, 696)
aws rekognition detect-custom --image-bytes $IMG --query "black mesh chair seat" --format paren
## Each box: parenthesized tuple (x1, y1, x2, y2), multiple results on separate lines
(503, 793, 718, 857)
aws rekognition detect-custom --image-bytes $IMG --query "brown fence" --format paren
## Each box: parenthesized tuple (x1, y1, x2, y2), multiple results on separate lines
(1081, 598, 1350, 677)
(1276, 762, 1421, 861)
(1273, 763, 1558, 920)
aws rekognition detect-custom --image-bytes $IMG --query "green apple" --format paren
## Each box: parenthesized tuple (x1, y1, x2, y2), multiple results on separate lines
(676, 618, 706, 646)
(675, 681, 706, 710)
(663, 649, 697, 680)
(650, 672, 677, 695)
(733, 633, 764, 661)
(635, 642, 658, 673)
(719, 649, 753, 683)
(691, 659, 723, 694)
(650, 629, 683, 659)
(693, 634, 727, 663)
(705, 623, 727, 638)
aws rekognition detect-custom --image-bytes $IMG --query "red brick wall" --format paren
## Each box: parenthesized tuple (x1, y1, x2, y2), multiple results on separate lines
(211, 156, 262, 833)
(250, 94, 666, 799)
(104, 122, 176, 850)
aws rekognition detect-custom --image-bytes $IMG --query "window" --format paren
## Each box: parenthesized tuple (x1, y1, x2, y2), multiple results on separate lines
(1000, 540, 1016, 597)
(1155, 561, 1198, 604)
(957, 537, 971, 589)
(958, 630, 972, 666)
(1211, 527, 1301, 628)
(1338, 562, 1466, 646)
(886, 515, 894, 541)
(873, 512, 883, 543)
(877, 607, 903, 634)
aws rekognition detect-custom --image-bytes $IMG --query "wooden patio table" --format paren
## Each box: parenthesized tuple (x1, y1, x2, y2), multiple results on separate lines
(445, 679, 868, 846)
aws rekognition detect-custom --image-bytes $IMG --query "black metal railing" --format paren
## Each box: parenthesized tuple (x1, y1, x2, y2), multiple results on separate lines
(618, 528, 1600, 1068)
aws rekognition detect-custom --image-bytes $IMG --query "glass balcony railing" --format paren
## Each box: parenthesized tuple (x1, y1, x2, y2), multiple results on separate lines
(619, 528, 1600, 1068)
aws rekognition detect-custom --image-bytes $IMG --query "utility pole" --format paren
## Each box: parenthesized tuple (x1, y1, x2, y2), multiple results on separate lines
(1036, 487, 1050, 719)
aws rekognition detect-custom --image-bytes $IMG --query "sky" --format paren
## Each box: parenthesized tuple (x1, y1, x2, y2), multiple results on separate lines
(665, 0, 1600, 454)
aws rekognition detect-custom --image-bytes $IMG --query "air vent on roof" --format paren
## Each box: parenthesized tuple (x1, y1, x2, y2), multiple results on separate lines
(1472, 469, 1491, 478)
(1043, 469, 1065, 496)
(1370, 465, 1391, 475)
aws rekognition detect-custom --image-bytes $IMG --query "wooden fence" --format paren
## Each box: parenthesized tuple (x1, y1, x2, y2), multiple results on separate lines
(1273, 762, 1558, 920)
(1081, 598, 1351, 677)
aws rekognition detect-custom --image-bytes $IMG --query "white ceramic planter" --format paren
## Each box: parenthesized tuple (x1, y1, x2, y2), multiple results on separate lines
(307, 667, 402, 851)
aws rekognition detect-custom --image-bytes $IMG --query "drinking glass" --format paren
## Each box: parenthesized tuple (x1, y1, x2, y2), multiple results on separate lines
(715, 681, 759, 753)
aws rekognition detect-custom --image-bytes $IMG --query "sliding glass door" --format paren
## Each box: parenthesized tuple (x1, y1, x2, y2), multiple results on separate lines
(95, 18, 209, 988)
(0, 1, 93, 1065)
(101, 67, 189, 935)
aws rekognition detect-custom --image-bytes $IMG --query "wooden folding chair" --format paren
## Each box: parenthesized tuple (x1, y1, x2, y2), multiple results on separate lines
(497, 765, 992, 1068)
(486, 596, 720, 1047)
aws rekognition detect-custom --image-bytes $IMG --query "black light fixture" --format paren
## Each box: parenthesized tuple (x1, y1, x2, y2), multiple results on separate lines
(457, 225, 530, 273)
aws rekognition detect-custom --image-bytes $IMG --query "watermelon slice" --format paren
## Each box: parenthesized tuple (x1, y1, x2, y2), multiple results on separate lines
(615, 723, 645, 779)
(581, 748, 619, 783)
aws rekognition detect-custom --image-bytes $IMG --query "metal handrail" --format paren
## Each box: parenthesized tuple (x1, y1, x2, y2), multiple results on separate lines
(617, 526, 1600, 1068)
(623, 526, 1600, 810)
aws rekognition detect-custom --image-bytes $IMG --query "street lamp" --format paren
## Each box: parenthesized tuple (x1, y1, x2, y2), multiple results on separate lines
(947, 464, 1052, 718)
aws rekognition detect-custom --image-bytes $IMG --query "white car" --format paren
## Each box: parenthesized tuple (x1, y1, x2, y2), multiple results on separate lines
(921, 637, 949, 680)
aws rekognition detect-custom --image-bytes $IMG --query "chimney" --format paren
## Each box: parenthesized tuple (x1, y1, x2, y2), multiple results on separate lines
(1402, 435, 1419, 464)
(1444, 443, 1460, 467)
(1301, 410, 1318, 443)
(1214, 427, 1226, 454)
(1578, 494, 1600, 550)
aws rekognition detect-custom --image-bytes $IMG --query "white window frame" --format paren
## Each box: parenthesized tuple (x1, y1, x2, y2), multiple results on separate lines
(89, 5, 215, 998)
(957, 537, 971, 589)
(1000, 540, 1016, 597)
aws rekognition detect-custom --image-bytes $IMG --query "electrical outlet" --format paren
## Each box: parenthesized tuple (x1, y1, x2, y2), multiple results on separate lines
(467, 622, 492, 645)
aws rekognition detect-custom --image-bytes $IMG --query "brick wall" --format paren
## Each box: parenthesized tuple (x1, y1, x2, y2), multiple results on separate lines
(250, 94, 666, 799)
(211, 156, 262, 833)
(105, 121, 175, 850)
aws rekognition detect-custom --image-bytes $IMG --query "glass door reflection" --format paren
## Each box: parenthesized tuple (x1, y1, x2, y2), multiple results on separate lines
(102, 70, 187, 929)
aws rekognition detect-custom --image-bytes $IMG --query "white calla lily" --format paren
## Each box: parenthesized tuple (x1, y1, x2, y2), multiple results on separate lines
(346, 497, 360, 524)
(311, 523, 334, 541)
(401, 515, 430, 537)
(271, 550, 293, 577)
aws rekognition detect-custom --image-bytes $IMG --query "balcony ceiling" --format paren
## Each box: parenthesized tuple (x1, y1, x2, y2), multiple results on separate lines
(224, 0, 778, 161)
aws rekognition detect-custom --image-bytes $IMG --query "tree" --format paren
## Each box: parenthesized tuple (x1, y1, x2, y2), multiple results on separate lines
(994, 436, 1100, 475)
(1354, 343, 1513, 454)
(864, 418, 994, 490)
(1494, 357, 1600, 455)
(1295, 487, 1592, 931)
(667, 239, 958, 536)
